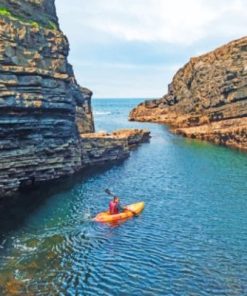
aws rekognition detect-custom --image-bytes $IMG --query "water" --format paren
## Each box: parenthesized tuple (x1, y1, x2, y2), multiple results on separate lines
(0, 98, 247, 295)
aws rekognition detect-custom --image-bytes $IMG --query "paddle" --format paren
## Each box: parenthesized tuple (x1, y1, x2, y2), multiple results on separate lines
(105, 189, 138, 217)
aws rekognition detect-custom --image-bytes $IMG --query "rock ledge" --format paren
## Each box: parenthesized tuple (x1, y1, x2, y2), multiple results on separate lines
(80, 129, 151, 167)
(130, 36, 247, 151)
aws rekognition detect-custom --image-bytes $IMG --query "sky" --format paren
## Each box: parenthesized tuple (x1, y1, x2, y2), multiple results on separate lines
(56, 0, 247, 98)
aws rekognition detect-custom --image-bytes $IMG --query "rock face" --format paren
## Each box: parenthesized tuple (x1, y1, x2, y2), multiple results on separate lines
(0, 0, 150, 197)
(130, 37, 247, 151)
(0, 0, 95, 197)
(81, 129, 150, 167)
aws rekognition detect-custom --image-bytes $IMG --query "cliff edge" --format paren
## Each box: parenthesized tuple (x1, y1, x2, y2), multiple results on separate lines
(130, 37, 247, 151)
(0, 0, 96, 196)
(0, 0, 150, 197)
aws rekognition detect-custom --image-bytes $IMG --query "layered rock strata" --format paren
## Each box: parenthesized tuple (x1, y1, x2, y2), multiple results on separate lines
(0, 0, 150, 197)
(130, 37, 247, 151)
(81, 129, 150, 167)
(0, 0, 96, 197)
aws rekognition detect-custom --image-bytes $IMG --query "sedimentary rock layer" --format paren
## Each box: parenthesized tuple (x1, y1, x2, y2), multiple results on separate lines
(0, 0, 95, 197)
(130, 37, 247, 151)
(0, 0, 150, 197)
(81, 129, 150, 167)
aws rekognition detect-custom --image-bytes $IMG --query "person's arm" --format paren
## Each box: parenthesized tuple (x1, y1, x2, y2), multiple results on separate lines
(123, 205, 138, 216)
(118, 203, 125, 212)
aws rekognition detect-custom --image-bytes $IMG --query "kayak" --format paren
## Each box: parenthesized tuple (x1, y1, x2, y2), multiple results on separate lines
(94, 202, 145, 223)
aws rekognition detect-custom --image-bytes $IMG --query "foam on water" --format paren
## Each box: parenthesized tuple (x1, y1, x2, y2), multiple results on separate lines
(93, 111, 112, 115)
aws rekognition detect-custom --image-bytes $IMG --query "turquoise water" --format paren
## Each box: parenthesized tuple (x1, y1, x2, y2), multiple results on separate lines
(0, 99, 247, 295)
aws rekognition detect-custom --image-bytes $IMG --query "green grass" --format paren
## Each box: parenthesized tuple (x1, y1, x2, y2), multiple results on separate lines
(0, 6, 57, 30)
(30, 21, 40, 29)
(0, 7, 11, 17)
(48, 21, 57, 30)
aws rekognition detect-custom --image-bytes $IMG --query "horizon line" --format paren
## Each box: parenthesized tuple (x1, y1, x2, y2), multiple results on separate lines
(92, 97, 156, 100)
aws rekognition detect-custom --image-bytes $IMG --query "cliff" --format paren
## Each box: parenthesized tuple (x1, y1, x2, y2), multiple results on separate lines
(130, 37, 247, 151)
(0, 0, 150, 197)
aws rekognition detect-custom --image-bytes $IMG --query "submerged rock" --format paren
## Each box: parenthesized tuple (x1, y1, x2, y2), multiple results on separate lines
(130, 37, 247, 151)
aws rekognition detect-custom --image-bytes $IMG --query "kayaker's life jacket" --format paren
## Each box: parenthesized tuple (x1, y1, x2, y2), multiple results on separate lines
(109, 201, 119, 215)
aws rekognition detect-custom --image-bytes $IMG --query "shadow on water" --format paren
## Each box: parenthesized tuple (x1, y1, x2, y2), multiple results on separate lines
(0, 160, 126, 239)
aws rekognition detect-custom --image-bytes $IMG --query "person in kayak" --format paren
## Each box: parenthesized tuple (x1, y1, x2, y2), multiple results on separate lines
(109, 196, 124, 215)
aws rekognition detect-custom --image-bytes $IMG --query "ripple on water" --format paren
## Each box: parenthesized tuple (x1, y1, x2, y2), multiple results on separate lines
(0, 99, 247, 295)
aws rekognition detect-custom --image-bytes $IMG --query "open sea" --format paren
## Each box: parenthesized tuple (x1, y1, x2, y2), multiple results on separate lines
(0, 98, 247, 295)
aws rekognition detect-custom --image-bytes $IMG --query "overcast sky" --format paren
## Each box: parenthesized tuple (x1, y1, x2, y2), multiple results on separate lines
(56, 0, 247, 98)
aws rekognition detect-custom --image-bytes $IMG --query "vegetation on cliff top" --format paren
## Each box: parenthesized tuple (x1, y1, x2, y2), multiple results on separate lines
(0, 6, 57, 30)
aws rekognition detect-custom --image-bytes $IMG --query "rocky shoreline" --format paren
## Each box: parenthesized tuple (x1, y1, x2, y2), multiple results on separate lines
(80, 129, 150, 168)
(0, 0, 150, 198)
(130, 37, 247, 152)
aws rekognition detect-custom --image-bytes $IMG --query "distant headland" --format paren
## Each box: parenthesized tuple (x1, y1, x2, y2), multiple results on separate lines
(130, 36, 247, 152)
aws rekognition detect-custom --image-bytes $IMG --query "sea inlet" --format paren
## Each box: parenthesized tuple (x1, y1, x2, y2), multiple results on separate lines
(0, 99, 246, 295)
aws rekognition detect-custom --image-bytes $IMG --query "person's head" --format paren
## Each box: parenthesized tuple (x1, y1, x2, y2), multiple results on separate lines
(113, 196, 119, 203)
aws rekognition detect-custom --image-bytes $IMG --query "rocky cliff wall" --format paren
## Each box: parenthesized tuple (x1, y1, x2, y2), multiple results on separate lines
(0, 0, 150, 198)
(0, 0, 58, 28)
(0, 0, 95, 197)
(130, 37, 247, 151)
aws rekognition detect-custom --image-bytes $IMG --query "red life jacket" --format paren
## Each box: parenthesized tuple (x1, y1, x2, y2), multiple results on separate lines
(109, 201, 119, 215)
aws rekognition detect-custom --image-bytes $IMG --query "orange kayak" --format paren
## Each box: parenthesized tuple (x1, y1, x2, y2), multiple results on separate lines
(94, 202, 145, 223)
